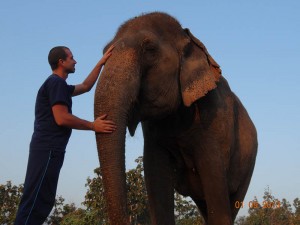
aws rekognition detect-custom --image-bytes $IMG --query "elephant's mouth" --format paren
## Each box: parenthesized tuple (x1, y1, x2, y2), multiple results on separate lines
(127, 102, 141, 136)
(126, 98, 172, 136)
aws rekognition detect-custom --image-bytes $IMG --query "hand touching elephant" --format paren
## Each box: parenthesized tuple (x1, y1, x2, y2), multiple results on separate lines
(94, 12, 257, 225)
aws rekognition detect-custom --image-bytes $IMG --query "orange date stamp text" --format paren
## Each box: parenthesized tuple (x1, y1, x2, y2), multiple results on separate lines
(234, 200, 281, 209)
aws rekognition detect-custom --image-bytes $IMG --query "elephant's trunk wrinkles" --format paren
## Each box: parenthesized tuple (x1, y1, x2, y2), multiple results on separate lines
(94, 48, 140, 225)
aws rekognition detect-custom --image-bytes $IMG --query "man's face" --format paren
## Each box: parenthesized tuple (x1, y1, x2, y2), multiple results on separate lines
(61, 49, 77, 74)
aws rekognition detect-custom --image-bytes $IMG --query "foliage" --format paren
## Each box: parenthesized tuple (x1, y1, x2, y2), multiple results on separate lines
(0, 157, 205, 225)
(9, 158, 300, 225)
(79, 156, 150, 224)
(60, 208, 99, 225)
(64, 156, 203, 224)
(294, 198, 300, 224)
(174, 192, 204, 225)
(235, 186, 300, 225)
(81, 166, 109, 224)
(46, 196, 77, 225)
(0, 181, 23, 224)
(126, 156, 150, 224)
(0, 181, 77, 225)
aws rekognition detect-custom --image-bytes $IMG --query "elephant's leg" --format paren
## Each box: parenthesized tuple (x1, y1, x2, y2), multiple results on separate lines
(229, 158, 256, 221)
(229, 148, 257, 223)
(229, 102, 258, 221)
(194, 144, 233, 225)
(144, 141, 175, 225)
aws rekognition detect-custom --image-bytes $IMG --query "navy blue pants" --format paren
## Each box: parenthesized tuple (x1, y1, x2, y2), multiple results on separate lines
(15, 149, 65, 225)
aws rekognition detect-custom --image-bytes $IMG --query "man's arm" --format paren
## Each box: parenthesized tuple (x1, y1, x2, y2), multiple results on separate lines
(72, 45, 115, 97)
(52, 104, 116, 133)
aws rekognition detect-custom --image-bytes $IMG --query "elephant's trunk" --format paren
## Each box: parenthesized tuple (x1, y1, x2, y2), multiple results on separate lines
(94, 47, 140, 225)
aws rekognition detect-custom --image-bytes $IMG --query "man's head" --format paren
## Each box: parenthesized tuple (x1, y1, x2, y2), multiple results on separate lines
(48, 46, 77, 74)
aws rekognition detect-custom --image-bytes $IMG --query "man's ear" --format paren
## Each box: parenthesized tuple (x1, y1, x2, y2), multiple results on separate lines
(180, 28, 222, 107)
(58, 58, 64, 66)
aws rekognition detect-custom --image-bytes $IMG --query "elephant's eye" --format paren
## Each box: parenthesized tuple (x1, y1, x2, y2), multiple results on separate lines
(145, 47, 156, 52)
(144, 43, 158, 54)
(142, 39, 158, 52)
(144, 44, 157, 53)
(142, 40, 159, 66)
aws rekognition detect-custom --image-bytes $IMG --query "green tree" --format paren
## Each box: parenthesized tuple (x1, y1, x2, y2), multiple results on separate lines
(81, 166, 109, 224)
(73, 157, 203, 225)
(60, 208, 99, 225)
(126, 156, 150, 224)
(235, 215, 247, 225)
(0, 180, 77, 225)
(174, 192, 204, 225)
(0, 181, 23, 224)
(235, 186, 299, 225)
(46, 196, 77, 225)
(293, 198, 300, 224)
(80, 156, 150, 224)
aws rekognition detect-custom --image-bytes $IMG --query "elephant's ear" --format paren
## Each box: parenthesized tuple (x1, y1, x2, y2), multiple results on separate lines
(180, 28, 222, 107)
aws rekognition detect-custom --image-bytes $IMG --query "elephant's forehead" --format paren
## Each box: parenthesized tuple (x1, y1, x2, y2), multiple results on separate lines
(116, 13, 183, 38)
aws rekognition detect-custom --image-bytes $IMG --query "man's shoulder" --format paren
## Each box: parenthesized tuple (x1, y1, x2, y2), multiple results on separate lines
(43, 74, 67, 87)
(38, 74, 65, 94)
(47, 74, 66, 83)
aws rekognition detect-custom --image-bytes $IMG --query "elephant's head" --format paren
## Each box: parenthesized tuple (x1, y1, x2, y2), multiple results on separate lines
(94, 12, 221, 224)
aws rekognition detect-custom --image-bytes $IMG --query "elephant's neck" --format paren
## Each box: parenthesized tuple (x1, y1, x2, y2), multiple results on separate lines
(149, 104, 196, 136)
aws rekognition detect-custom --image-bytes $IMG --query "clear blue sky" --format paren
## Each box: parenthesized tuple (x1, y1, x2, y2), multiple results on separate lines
(1, 0, 299, 218)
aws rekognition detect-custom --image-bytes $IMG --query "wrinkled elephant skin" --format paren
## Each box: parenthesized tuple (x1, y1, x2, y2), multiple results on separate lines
(94, 12, 258, 225)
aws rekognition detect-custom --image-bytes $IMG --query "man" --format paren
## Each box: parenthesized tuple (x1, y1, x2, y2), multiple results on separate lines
(14, 45, 116, 224)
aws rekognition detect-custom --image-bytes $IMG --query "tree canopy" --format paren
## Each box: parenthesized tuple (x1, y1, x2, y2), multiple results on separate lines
(1, 158, 299, 225)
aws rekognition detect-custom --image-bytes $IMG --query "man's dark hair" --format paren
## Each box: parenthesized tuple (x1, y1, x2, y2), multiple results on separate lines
(48, 46, 69, 70)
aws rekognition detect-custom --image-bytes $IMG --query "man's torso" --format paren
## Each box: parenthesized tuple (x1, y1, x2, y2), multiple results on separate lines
(30, 74, 75, 151)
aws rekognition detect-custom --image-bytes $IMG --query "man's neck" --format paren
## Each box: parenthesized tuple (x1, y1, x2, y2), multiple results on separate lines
(52, 70, 68, 80)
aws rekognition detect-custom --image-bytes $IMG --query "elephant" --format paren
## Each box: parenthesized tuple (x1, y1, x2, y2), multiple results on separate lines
(94, 12, 258, 225)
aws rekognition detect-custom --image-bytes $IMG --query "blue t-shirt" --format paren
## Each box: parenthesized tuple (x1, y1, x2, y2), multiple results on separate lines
(30, 74, 75, 151)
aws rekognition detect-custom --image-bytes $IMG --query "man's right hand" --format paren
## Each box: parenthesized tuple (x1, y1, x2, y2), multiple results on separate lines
(99, 45, 115, 66)
(93, 114, 117, 133)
